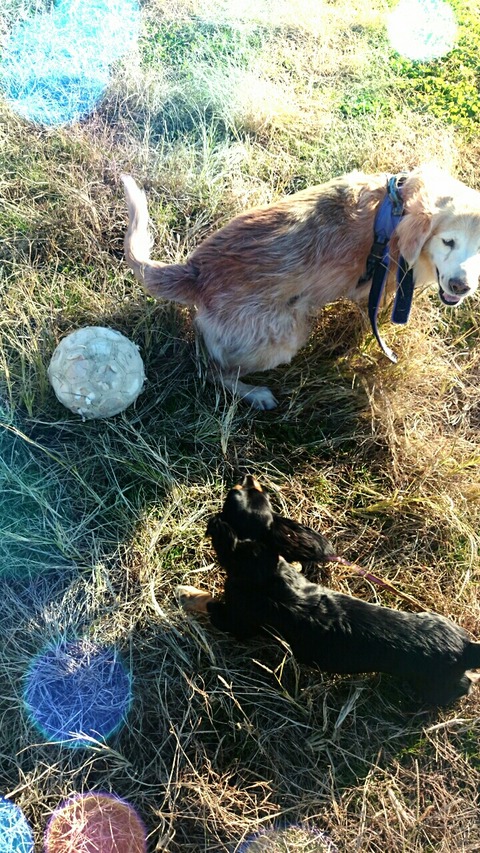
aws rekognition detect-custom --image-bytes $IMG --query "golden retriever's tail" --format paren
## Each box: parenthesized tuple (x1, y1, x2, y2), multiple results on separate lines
(120, 174, 199, 305)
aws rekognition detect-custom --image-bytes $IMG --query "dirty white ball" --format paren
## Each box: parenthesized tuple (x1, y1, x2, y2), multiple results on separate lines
(48, 326, 145, 419)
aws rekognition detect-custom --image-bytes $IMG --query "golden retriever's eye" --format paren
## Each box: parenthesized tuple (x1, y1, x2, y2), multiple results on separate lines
(442, 238, 455, 249)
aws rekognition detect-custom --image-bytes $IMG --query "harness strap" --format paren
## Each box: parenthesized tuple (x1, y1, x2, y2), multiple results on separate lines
(359, 172, 413, 363)
(391, 256, 414, 325)
(368, 244, 397, 363)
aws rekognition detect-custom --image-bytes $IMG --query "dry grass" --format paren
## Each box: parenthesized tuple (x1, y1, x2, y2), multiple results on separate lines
(0, 0, 479, 850)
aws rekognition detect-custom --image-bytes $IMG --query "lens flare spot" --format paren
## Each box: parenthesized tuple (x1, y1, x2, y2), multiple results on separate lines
(387, 0, 457, 61)
(24, 639, 132, 747)
(44, 793, 146, 853)
(239, 825, 339, 852)
(0, 798, 34, 853)
(0, 0, 140, 125)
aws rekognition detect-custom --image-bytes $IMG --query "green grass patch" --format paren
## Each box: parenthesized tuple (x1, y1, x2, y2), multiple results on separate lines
(390, 0, 480, 136)
(142, 18, 264, 71)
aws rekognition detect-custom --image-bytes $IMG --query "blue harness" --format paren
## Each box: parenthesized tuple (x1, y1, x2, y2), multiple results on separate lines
(357, 173, 414, 363)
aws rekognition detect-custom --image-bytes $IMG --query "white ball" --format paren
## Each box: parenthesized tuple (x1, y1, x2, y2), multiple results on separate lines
(48, 326, 145, 419)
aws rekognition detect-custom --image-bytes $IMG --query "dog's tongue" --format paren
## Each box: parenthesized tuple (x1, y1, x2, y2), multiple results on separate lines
(440, 288, 461, 305)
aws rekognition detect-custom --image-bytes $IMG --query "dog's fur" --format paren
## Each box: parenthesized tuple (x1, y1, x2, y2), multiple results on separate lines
(217, 474, 336, 564)
(122, 167, 480, 408)
(177, 478, 480, 706)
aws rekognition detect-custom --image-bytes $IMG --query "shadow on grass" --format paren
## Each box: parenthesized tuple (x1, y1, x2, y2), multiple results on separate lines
(3, 296, 477, 850)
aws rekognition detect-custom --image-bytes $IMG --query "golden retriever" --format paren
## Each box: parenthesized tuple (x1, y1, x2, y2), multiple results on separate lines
(121, 167, 480, 409)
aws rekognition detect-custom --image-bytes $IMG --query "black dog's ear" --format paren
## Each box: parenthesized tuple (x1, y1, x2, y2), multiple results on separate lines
(206, 515, 239, 566)
(271, 514, 336, 563)
(206, 513, 223, 538)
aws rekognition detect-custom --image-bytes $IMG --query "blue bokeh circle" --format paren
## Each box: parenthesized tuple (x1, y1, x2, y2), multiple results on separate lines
(1, 0, 140, 125)
(24, 638, 132, 747)
(0, 798, 34, 853)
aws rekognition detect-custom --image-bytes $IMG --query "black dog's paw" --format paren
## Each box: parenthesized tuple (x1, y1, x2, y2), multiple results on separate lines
(206, 515, 238, 563)
(175, 585, 213, 613)
(302, 560, 332, 584)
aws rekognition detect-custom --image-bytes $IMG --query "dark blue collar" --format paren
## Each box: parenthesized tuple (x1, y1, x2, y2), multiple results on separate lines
(358, 172, 414, 363)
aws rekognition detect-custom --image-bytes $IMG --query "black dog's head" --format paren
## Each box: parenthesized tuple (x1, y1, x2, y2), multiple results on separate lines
(219, 475, 274, 541)
(206, 514, 280, 585)
(214, 474, 335, 564)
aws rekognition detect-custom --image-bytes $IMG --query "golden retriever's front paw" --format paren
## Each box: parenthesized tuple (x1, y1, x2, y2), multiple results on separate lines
(243, 385, 278, 410)
(175, 585, 213, 614)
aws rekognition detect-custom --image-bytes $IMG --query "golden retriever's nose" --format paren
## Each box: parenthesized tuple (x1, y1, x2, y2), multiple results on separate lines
(449, 277, 470, 296)
(242, 474, 263, 491)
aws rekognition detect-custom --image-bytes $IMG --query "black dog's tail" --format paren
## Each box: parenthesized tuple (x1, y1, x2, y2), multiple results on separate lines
(465, 642, 480, 669)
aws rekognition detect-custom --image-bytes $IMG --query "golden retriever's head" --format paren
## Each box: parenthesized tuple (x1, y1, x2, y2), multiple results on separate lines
(395, 167, 480, 306)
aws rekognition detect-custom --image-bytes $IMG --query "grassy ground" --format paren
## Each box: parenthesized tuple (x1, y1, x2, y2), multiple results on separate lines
(1, 0, 480, 850)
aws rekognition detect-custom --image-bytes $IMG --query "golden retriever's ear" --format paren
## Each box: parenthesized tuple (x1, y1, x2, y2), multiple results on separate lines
(395, 165, 446, 266)
(395, 212, 435, 266)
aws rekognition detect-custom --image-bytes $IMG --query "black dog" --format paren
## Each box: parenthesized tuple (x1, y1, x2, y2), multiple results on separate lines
(212, 475, 423, 608)
(177, 479, 480, 706)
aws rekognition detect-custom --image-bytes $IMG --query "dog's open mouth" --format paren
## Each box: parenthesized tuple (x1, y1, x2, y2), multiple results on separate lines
(437, 268, 463, 305)
(439, 286, 462, 306)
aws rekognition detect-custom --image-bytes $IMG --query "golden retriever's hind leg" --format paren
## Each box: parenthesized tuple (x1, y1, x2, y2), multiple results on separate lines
(175, 585, 213, 613)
